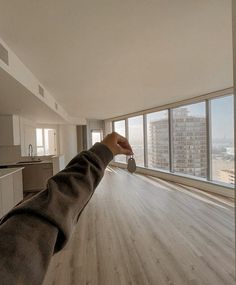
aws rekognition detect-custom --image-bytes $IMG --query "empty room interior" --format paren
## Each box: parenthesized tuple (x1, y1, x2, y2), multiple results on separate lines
(0, 1, 235, 285)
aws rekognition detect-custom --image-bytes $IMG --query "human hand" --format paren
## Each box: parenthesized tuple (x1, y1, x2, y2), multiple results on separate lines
(101, 132, 133, 156)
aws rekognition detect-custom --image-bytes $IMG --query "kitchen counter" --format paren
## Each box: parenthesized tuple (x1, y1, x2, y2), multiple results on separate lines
(0, 158, 61, 193)
(0, 167, 24, 179)
(0, 160, 52, 168)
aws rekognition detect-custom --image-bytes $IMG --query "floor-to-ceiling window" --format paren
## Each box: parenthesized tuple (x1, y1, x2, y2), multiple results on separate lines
(111, 92, 234, 189)
(172, 102, 207, 178)
(114, 120, 126, 163)
(147, 110, 169, 170)
(128, 116, 144, 167)
(210, 95, 235, 185)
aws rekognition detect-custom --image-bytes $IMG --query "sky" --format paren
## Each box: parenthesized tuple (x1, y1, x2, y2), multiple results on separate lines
(114, 95, 234, 143)
(175, 97, 234, 140)
(211, 95, 234, 140)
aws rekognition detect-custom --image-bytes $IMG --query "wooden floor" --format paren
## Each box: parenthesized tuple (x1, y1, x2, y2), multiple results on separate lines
(43, 167, 235, 285)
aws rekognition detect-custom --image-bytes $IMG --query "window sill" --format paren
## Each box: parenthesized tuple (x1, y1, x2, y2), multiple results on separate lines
(110, 161, 234, 198)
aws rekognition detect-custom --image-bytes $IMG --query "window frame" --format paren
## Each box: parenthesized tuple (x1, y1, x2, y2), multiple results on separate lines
(171, 100, 207, 179)
(208, 94, 235, 186)
(146, 109, 170, 171)
(127, 115, 145, 167)
(113, 119, 127, 163)
(36, 127, 57, 156)
(111, 88, 234, 190)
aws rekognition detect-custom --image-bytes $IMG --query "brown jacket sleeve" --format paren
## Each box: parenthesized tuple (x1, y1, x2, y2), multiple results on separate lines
(0, 143, 113, 285)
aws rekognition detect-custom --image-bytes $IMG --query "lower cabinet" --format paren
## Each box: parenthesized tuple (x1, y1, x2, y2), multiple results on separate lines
(1, 175, 14, 216)
(0, 169, 23, 218)
(23, 163, 53, 192)
(13, 170, 23, 205)
(0, 163, 53, 218)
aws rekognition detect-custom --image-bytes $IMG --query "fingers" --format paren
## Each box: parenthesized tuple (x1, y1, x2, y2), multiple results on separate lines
(118, 141, 133, 155)
(102, 132, 133, 156)
(115, 133, 133, 155)
(117, 144, 133, 155)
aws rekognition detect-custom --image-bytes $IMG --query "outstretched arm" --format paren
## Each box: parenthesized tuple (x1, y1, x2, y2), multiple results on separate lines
(0, 133, 132, 285)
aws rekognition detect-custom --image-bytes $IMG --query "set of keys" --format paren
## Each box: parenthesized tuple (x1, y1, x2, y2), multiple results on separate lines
(127, 155, 136, 173)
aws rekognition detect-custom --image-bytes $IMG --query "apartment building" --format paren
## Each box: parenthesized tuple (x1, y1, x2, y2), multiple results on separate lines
(149, 107, 207, 177)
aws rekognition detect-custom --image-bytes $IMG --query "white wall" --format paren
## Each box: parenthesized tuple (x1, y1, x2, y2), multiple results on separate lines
(59, 124, 77, 165)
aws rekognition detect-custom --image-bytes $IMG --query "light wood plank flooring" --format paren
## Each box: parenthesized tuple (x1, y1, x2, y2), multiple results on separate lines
(43, 167, 235, 285)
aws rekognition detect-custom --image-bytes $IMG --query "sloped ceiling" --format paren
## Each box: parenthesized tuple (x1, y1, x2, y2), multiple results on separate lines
(0, 68, 66, 124)
(0, 0, 233, 119)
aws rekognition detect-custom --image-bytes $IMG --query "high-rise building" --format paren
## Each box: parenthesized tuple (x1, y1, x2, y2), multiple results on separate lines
(148, 119, 169, 170)
(149, 108, 207, 178)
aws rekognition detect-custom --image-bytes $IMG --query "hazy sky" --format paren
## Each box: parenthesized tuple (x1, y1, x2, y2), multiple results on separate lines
(114, 95, 234, 142)
(175, 102, 205, 117)
(175, 96, 234, 140)
(211, 95, 234, 140)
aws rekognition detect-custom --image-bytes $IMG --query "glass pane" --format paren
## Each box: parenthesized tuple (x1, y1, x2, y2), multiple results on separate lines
(44, 129, 56, 155)
(92, 131, 102, 145)
(37, 147, 44, 156)
(114, 120, 126, 163)
(128, 116, 144, 167)
(147, 110, 169, 170)
(172, 102, 207, 178)
(211, 95, 234, 186)
(36, 128, 43, 147)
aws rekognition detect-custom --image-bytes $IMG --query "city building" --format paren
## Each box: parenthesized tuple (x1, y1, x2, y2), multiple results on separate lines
(149, 108, 207, 177)
(148, 118, 169, 170)
(218, 169, 235, 185)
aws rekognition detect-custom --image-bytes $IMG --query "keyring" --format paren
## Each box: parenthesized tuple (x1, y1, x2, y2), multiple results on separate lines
(127, 155, 136, 173)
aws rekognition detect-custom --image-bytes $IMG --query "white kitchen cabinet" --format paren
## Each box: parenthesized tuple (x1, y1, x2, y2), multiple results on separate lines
(42, 164, 54, 188)
(0, 168, 24, 218)
(20, 117, 37, 156)
(0, 174, 14, 216)
(0, 115, 20, 146)
(13, 170, 23, 205)
(23, 163, 53, 192)
(21, 124, 36, 156)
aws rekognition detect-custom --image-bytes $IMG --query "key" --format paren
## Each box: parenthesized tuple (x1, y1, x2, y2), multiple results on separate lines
(127, 155, 136, 173)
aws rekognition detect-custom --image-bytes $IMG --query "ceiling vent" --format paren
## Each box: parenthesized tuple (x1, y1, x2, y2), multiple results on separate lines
(0, 43, 9, 65)
(38, 85, 44, 97)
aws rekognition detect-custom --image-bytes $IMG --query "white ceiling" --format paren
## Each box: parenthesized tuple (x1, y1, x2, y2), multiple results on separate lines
(0, 0, 233, 120)
(0, 68, 66, 124)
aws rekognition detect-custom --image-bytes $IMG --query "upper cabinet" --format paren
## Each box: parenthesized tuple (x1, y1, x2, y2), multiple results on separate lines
(0, 115, 20, 146)
(21, 124, 36, 156)
(20, 117, 36, 156)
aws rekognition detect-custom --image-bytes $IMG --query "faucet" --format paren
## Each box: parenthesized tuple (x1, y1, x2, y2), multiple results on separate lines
(28, 144, 34, 159)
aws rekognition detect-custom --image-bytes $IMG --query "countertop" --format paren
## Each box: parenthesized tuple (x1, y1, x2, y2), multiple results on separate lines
(0, 167, 24, 179)
(0, 160, 52, 167)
